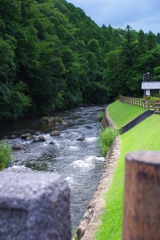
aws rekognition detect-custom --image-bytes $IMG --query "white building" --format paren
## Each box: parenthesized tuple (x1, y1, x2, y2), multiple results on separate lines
(141, 81, 160, 96)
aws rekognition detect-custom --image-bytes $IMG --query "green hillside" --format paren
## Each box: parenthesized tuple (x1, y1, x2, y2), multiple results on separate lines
(0, 0, 160, 121)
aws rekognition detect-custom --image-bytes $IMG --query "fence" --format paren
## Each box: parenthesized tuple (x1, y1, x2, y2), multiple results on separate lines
(119, 95, 150, 110)
(119, 95, 160, 114)
(154, 101, 160, 114)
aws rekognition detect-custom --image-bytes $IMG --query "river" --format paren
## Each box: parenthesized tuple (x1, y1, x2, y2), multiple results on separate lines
(0, 105, 106, 231)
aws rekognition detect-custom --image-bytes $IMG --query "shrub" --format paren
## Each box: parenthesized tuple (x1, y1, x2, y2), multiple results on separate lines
(98, 127, 119, 157)
(0, 141, 12, 170)
(97, 111, 104, 122)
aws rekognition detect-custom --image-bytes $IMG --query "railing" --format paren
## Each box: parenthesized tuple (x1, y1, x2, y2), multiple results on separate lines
(119, 95, 150, 110)
(154, 101, 160, 114)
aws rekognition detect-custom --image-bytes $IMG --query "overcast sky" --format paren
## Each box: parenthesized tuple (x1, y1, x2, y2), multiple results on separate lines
(67, 0, 159, 34)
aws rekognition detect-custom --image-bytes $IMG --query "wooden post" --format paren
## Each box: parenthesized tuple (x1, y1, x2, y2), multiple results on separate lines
(123, 152, 160, 240)
(154, 102, 156, 114)
(148, 100, 150, 111)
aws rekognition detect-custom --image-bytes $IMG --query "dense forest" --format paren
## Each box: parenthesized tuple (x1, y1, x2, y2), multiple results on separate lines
(1, 0, 160, 121)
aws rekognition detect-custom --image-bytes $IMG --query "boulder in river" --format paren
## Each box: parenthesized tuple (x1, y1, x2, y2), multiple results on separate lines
(33, 135, 45, 142)
(12, 144, 23, 150)
(62, 121, 68, 126)
(41, 116, 62, 124)
(50, 130, 60, 136)
(77, 135, 85, 141)
(21, 133, 32, 140)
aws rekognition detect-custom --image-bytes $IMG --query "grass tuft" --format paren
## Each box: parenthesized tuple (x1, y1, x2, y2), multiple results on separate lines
(98, 127, 119, 157)
(0, 141, 12, 170)
(97, 111, 104, 122)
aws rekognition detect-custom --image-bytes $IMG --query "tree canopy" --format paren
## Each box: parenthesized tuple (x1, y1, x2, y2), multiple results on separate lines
(0, 0, 160, 121)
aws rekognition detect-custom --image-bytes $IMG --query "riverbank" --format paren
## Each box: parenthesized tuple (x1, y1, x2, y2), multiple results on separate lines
(97, 101, 160, 239)
(75, 100, 160, 240)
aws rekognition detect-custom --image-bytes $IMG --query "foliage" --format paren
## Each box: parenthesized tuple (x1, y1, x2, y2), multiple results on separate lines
(153, 66, 160, 81)
(108, 100, 146, 128)
(0, 141, 12, 170)
(144, 95, 160, 109)
(98, 127, 119, 157)
(97, 111, 104, 122)
(96, 114, 160, 240)
(0, 0, 160, 121)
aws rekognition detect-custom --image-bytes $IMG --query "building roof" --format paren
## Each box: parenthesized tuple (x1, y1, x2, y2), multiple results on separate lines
(141, 81, 160, 89)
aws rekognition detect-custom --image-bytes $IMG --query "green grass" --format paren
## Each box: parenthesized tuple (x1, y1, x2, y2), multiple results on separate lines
(96, 114, 160, 240)
(97, 111, 104, 122)
(98, 127, 119, 157)
(108, 100, 146, 129)
(0, 141, 12, 170)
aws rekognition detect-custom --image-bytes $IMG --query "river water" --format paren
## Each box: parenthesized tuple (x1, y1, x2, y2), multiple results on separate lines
(0, 105, 106, 231)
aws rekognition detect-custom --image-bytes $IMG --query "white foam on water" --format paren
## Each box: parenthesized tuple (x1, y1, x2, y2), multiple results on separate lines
(43, 142, 48, 147)
(72, 157, 95, 172)
(69, 146, 79, 150)
(85, 137, 98, 143)
(54, 141, 60, 147)
(6, 165, 33, 172)
(84, 156, 95, 161)
(65, 175, 74, 185)
(96, 156, 105, 161)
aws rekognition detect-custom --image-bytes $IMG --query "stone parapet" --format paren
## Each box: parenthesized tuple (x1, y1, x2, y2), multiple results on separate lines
(0, 172, 71, 240)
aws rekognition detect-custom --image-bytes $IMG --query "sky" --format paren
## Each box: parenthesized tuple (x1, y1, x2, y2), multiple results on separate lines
(67, 0, 160, 34)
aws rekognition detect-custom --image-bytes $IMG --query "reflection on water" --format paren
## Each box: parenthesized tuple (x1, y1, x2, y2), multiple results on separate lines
(1, 105, 107, 230)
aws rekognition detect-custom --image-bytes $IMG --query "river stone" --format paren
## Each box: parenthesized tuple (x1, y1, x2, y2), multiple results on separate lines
(33, 135, 45, 142)
(62, 121, 68, 126)
(50, 130, 60, 136)
(0, 172, 71, 240)
(42, 116, 62, 124)
(21, 133, 32, 140)
(77, 135, 85, 141)
(12, 144, 23, 150)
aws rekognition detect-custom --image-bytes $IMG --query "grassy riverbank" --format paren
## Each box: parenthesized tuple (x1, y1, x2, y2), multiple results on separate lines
(108, 100, 146, 128)
(96, 103, 160, 240)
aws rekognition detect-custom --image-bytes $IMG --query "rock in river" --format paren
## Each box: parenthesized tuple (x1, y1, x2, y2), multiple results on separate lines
(33, 135, 45, 142)
(12, 144, 23, 150)
(41, 116, 62, 124)
(50, 130, 60, 136)
(21, 133, 32, 140)
(77, 135, 85, 141)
